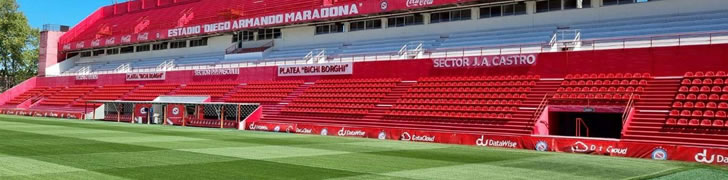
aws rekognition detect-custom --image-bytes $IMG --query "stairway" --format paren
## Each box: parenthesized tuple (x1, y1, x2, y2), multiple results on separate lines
(260, 82, 313, 117)
(622, 78, 728, 148)
(362, 81, 417, 121)
(216, 84, 246, 102)
(511, 79, 562, 133)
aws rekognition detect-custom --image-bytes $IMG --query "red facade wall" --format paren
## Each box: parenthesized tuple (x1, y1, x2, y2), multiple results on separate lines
(36, 44, 728, 87)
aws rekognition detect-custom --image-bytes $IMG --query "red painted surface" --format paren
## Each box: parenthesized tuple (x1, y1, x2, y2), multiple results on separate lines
(0, 77, 37, 105)
(36, 44, 728, 87)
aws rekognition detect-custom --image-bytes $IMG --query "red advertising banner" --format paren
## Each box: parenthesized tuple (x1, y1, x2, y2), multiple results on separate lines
(134, 104, 152, 123)
(243, 121, 728, 165)
(166, 104, 185, 125)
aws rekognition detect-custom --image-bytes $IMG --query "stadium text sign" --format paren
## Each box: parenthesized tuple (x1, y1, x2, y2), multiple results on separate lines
(168, 4, 360, 38)
(278, 62, 353, 76)
(194, 68, 240, 76)
(126, 72, 166, 81)
(75, 74, 98, 80)
(433, 54, 537, 68)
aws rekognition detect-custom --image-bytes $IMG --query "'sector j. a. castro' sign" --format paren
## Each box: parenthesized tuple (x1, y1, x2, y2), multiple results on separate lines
(433, 54, 537, 68)
(126, 72, 166, 81)
(278, 62, 353, 77)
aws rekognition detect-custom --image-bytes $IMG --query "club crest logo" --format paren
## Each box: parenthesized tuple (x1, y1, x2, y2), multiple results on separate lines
(535, 141, 548, 152)
(320, 128, 328, 136)
(172, 107, 180, 115)
(379, 0, 388, 11)
(378, 131, 387, 140)
(651, 148, 668, 160)
(273, 126, 281, 132)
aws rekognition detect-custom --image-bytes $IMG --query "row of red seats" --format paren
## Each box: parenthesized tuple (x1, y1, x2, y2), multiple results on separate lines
(675, 94, 728, 101)
(403, 93, 529, 99)
(184, 82, 240, 86)
(316, 78, 400, 84)
(684, 71, 728, 78)
(243, 85, 301, 89)
(393, 104, 519, 112)
(419, 75, 540, 82)
(234, 89, 296, 93)
(308, 88, 392, 93)
(679, 86, 728, 93)
(247, 80, 304, 85)
(397, 99, 523, 105)
(552, 93, 639, 100)
(227, 97, 284, 103)
(672, 101, 728, 109)
(409, 87, 531, 93)
(288, 103, 374, 109)
(557, 86, 644, 93)
(313, 83, 398, 88)
(283, 107, 369, 115)
(681, 78, 728, 85)
(416, 81, 537, 87)
(669, 110, 728, 118)
(294, 98, 380, 103)
(299, 93, 387, 98)
(565, 73, 651, 80)
(665, 118, 728, 128)
(387, 110, 513, 120)
(230, 93, 290, 98)
(561, 80, 648, 86)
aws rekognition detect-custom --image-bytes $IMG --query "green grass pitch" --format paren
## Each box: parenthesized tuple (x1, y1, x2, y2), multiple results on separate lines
(0, 115, 726, 180)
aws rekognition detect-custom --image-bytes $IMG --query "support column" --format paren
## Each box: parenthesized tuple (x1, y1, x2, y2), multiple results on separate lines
(526, 1, 537, 15)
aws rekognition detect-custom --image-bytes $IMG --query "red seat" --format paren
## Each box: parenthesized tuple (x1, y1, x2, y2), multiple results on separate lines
(712, 86, 722, 93)
(688, 119, 701, 126)
(701, 86, 712, 93)
(689, 86, 700, 92)
(715, 79, 725, 85)
(720, 102, 728, 109)
(666, 118, 677, 126)
(672, 102, 683, 108)
(642, 73, 651, 78)
(678, 86, 689, 92)
(697, 94, 708, 100)
(701, 119, 713, 127)
(707, 102, 718, 109)
(681, 110, 692, 117)
(683, 101, 694, 108)
(706, 71, 716, 77)
(716, 111, 727, 118)
(692, 79, 702, 85)
(713, 120, 725, 127)
(722, 94, 728, 101)
(677, 118, 689, 126)
(704, 110, 715, 118)
(692, 110, 703, 117)
(684, 72, 694, 77)
(717, 71, 727, 77)
(675, 94, 686, 100)
(695, 102, 706, 108)
(695, 71, 705, 77)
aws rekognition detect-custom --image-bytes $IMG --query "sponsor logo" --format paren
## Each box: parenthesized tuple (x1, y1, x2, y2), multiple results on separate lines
(121, 35, 132, 43)
(273, 126, 281, 132)
(694, 149, 728, 164)
(285, 126, 293, 133)
(406, 0, 434, 8)
(105, 37, 116, 45)
(380, 0, 388, 10)
(248, 123, 269, 131)
(137, 32, 149, 41)
(338, 127, 366, 136)
(570, 141, 628, 155)
(535, 141, 548, 152)
(140, 107, 148, 115)
(378, 131, 387, 140)
(651, 148, 668, 160)
(320, 128, 328, 136)
(475, 136, 518, 148)
(172, 107, 180, 115)
(91, 39, 101, 47)
(296, 128, 313, 134)
(400, 132, 435, 142)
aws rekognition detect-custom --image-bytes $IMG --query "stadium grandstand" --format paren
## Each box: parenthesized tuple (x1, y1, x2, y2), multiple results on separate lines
(3, 0, 728, 166)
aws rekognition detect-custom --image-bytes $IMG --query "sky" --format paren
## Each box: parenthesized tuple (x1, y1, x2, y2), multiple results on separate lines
(18, 0, 124, 28)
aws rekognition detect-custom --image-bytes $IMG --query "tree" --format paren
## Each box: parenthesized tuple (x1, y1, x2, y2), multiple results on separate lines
(0, 0, 38, 91)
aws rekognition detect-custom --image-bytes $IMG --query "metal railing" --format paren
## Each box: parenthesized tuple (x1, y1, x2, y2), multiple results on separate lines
(576, 118, 589, 137)
(622, 93, 636, 125)
(531, 94, 549, 125)
(53, 30, 728, 77)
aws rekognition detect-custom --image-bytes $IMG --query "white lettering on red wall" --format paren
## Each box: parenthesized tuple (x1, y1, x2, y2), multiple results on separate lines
(194, 68, 240, 76)
(406, 0, 434, 7)
(75, 74, 98, 80)
(278, 62, 353, 77)
(168, 4, 359, 38)
(433, 54, 537, 68)
(126, 72, 165, 81)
